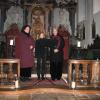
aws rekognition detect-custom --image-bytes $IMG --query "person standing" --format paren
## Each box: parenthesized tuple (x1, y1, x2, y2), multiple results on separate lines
(50, 28, 65, 80)
(58, 25, 70, 74)
(35, 33, 48, 80)
(15, 25, 35, 81)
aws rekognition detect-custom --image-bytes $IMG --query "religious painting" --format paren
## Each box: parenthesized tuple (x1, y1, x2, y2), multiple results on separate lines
(31, 6, 45, 39)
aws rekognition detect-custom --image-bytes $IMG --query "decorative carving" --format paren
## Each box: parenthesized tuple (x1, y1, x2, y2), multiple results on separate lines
(32, 16, 44, 39)
(30, 4, 53, 40)
(31, 6, 45, 39)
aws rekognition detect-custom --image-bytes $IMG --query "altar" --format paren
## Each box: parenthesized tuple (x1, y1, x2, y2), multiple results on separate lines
(23, 2, 72, 39)
(22, 4, 52, 40)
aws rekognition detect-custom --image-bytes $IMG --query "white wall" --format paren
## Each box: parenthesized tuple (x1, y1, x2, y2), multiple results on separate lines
(78, 0, 93, 48)
(78, 0, 100, 48)
(93, 0, 100, 36)
(78, 0, 86, 22)
(93, 0, 100, 14)
(93, 11, 100, 36)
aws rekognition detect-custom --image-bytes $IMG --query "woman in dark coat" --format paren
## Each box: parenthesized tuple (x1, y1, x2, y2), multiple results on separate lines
(15, 25, 35, 81)
(50, 28, 65, 80)
(35, 33, 48, 80)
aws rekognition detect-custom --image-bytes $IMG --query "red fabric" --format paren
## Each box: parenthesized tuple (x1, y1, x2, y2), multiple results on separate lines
(52, 36, 61, 49)
(58, 30, 70, 61)
(15, 32, 35, 68)
(63, 37, 69, 60)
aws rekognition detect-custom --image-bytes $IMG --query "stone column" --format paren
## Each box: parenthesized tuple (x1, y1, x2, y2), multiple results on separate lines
(84, 0, 93, 46)
(0, 9, 1, 33)
(45, 10, 49, 37)
(48, 10, 52, 36)
(23, 7, 28, 25)
(67, 1, 77, 36)
(1, 7, 7, 33)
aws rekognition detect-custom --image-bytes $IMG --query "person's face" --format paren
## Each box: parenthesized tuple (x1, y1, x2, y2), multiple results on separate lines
(24, 27, 30, 33)
(53, 28, 58, 36)
(40, 33, 44, 39)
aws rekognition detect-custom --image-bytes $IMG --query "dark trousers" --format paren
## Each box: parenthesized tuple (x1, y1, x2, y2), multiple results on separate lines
(64, 60, 68, 74)
(37, 57, 46, 78)
(20, 67, 32, 78)
(50, 61, 63, 80)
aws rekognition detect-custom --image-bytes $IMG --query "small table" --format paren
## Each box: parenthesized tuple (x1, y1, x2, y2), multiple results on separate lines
(68, 59, 100, 88)
(0, 59, 20, 89)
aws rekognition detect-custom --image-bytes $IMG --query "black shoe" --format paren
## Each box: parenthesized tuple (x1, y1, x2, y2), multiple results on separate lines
(51, 78, 55, 81)
(37, 74, 40, 80)
(38, 77, 40, 80)
(41, 77, 45, 80)
(57, 77, 61, 80)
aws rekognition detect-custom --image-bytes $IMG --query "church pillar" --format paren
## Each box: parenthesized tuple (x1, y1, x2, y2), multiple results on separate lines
(0, 9, 1, 33)
(68, 8, 76, 35)
(23, 7, 28, 25)
(84, 0, 93, 46)
(27, 7, 32, 26)
(45, 10, 49, 37)
(67, 1, 77, 36)
(1, 7, 7, 33)
(48, 10, 52, 36)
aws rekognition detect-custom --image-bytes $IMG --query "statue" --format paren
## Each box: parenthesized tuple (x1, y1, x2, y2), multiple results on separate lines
(32, 16, 44, 39)
(58, 25, 70, 73)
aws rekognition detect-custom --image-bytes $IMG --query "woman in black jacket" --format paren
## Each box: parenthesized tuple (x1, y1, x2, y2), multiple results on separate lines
(35, 33, 48, 80)
(50, 28, 65, 80)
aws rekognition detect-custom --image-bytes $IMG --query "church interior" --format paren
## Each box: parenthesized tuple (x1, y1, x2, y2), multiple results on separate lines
(0, 0, 100, 100)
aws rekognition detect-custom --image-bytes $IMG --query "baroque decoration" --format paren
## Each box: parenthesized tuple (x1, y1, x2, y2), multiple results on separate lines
(3, 6, 23, 32)
(31, 5, 45, 39)
(29, 2, 53, 40)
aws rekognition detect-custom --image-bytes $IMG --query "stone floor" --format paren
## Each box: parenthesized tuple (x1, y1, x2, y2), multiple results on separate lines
(0, 88, 100, 100)
(29, 93, 100, 100)
(0, 77, 100, 100)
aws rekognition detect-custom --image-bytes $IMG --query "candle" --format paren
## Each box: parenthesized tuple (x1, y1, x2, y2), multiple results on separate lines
(10, 39, 14, 46)
(71, 81, 76, 89)
(77, 41, 81, 47)
(15, 79, 19, 88)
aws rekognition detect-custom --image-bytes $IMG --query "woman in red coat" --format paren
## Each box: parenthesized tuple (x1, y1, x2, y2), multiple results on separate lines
(15, 25, 35, 81)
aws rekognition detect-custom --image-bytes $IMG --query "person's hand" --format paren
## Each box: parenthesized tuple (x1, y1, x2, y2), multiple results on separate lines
(33, 48, 35, 52)
(54, 49, 59, 53)
(30, 45, 33, 50)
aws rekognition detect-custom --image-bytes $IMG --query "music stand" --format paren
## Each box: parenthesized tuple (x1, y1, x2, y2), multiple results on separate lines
(33, 47, 55, 86)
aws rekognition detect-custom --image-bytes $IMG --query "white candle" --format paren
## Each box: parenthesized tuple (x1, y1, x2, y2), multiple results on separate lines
(77, 41, 81, 47)
(15, 79, 19, 88)
(10, 39, 14, 46)
(71, 81, 76, 89)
